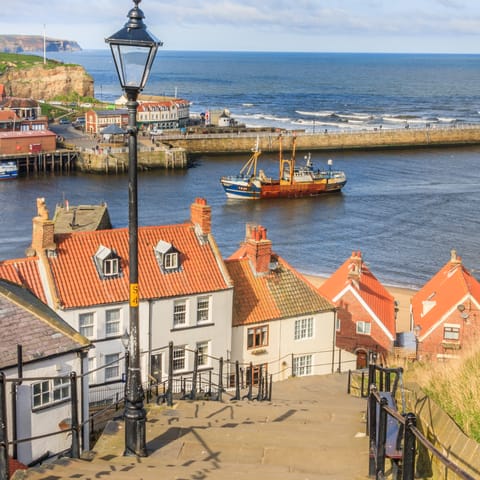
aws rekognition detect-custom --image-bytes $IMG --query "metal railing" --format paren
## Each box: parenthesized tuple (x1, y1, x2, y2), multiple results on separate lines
(367, 364, 476, 480)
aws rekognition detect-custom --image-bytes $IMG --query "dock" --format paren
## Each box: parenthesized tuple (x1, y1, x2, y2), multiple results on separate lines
(0, 149, 78, 175)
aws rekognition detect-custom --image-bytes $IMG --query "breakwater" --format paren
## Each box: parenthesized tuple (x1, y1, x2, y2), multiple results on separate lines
(158, 124, 480, 155)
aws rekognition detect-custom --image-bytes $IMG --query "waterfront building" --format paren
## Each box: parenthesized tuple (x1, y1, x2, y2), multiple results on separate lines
(4, 197, 233, 401)
(0, 278, 90, 465)
(0, 94, 41, 120)
(411, 250, 480, 362)
(225, 224, 338, 381)
(0, 129, 56, 155)
(84, 109, 128, 135)
(318, 251, 397, 368)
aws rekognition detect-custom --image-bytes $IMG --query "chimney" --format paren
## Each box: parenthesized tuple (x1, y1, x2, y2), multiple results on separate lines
(190, 197, 211, 235)
(26, 198, 56, 256)
(244, 224, 272, 275)
(348, 251, 362, 286)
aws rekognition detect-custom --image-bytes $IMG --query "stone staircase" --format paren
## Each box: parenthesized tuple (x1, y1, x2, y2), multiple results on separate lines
(13, 374, 370, 480)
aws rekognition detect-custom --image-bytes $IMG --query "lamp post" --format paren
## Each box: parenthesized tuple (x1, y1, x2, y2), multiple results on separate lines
(106, 0, 161, 457)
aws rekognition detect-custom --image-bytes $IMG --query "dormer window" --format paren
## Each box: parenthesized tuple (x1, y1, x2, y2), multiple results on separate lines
(93, 245, 121, 279)
(154, 240, 181, 272)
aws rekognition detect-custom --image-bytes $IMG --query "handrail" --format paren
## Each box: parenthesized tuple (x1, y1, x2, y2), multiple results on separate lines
(367, 364, 475, 480)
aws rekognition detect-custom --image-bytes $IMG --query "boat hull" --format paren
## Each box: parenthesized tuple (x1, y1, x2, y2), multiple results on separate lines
(0, 161, 18, 180)
(221, 177, 346, 200)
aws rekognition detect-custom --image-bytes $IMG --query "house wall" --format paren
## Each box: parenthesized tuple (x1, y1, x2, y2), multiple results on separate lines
(146, 289, 234, 382)
(0, 131, 56, 154)
(231, 311, 336, 382)
(418, 309, 480, 361)
(335, 290, 394, 360)
(2, 353, 88, 466)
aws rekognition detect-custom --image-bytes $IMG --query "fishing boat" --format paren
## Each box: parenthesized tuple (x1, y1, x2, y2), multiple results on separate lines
(0, 160, 18, 180)
(220, 136, 346, 199)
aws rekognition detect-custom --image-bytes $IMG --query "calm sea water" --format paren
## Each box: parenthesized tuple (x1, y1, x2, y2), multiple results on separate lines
(1, 51, 480, 289)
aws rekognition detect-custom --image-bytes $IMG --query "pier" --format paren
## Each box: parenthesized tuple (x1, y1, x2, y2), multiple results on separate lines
(0, 149, 78, 175)
(156, 124, 480, 155)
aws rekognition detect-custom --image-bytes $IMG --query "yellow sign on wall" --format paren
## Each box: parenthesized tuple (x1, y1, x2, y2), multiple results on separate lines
(130, 283, 139, 307)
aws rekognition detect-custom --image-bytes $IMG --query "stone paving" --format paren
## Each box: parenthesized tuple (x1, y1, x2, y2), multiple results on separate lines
(14, 373, 371, 480)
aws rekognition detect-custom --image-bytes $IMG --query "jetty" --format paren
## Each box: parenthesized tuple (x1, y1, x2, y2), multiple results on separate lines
(156, 123, 480, 155)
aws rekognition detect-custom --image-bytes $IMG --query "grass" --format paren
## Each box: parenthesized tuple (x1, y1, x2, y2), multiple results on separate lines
(403, 347, 480, 442)
(0, 52, 76, 75)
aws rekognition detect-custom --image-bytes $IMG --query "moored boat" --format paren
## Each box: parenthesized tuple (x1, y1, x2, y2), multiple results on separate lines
(220, 136, 346, 199)
(0, 160, 18, 180)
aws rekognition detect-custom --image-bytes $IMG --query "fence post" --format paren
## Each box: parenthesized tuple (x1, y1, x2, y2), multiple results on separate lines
(368, 385, 377, 477)
(368, 363, 375, 392)
(191, 349, 198, 400)
(0, 372, 9, 480)
(167, 341, 173, 406)
(70, 372, 80, 459)
(233, 361, 240, 400)
(347, 370, 352, 394)
(218, 357, 224, 402)
(256, 365, 263, 401)
(376, 396, 388, 478)
(291, 353, 295, 376)
(268, 374, 273, 401)
(402, 413, 417, 480)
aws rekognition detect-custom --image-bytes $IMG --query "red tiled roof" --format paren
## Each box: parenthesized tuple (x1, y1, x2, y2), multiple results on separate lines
(49, 223, 231, 309)
(0, 258, 47, 304)
(318, 251, 396, 335)
(0, 110, 19, 122)
(225, 255, 333, 327)
(411, 251, 480, 334)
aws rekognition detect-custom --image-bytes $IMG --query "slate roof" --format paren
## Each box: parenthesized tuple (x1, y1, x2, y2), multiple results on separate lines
(225, 256, 334, 327)
(53, 203, 112, 234)
(411, 251, 480, 334)
(0, 279, 90, 369)
(49, 223, 232, 309)
(318, 251, 396, 336)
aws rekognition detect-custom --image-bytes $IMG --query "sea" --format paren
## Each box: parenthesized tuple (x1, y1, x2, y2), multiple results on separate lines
(1, 50, 480, 290)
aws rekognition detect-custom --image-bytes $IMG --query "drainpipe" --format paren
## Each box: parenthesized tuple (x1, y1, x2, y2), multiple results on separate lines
(331, 309, 337, 373)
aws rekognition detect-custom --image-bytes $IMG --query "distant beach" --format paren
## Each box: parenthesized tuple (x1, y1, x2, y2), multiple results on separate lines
(303, 273, 417, 333)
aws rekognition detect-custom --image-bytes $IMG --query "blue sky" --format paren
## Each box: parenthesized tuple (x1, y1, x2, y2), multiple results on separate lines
(2, 0, 480, 53)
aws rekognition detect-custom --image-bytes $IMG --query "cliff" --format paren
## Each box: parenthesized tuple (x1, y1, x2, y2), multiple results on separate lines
(1, 61, 94, 100)
(0, 35, 81, 53)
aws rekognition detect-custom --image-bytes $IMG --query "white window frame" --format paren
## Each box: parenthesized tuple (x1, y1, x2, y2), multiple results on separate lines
(197, 296, 210, 324)
(105, 308, 121, 336)
(164, 252, 178, 270)
(173, 346, 186, 371)
(294, 317, 314, 340)
(293, 355, 312, 377)
(104, 257, 119, 277)
(32, 377, 71, 410)
(79, 312, 95, 338)
(444, 325, 460, 340)
(356, 321, 371, 335)
(104, 353, 120, 381)
(173, 300, 187, 327)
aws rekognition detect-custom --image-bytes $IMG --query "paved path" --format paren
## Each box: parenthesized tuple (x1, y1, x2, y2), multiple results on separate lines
(15, 373, 371, 480)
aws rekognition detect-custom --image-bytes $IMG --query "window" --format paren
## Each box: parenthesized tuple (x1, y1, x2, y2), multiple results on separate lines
(294, 317, 314, 340)
(105, 353, 120, 380)
(173, 300, 187, 327)
(444, 325, 460, 340)
(173, 346, 186, 371)
(79, 312, 95, 338)
(196, 341, 209, 367)
(197, 297, 210, 323)
(356, 321, 371, 335)
(154, 240, 181, 272)
(32, 377, 71, 410)
(293, 355, 312, 376)
(88, 357, 96, 384)
(164, 252, 178, 269)
(247, 325, 268, 349)
(106, 309, 121, 336)
(93, 245, 121, 279)
(335, 316, 341, 331)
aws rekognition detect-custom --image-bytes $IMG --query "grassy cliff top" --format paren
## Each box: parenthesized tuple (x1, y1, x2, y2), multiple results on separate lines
(0, 52, 76, 75)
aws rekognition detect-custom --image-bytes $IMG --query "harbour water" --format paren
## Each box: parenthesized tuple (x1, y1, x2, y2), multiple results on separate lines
(1, 51, 480, 289)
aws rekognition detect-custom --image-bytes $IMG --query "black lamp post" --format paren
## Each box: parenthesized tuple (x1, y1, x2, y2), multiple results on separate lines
(106, 0, 161, 457)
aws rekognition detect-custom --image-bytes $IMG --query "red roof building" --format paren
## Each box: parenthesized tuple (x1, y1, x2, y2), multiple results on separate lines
(411, 250, 480, 362)
(225, 224, 337, 380)
(318, 251, 397, 368)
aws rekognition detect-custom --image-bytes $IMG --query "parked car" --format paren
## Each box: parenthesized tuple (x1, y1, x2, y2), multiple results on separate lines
(59, 118, 71, 124)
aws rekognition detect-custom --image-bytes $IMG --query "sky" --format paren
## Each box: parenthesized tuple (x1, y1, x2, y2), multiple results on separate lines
(2, 0, 480, 54)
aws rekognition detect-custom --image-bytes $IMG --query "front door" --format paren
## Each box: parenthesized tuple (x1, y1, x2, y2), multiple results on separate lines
(150, 353, 162, 383)
(356, 350, 368, 369)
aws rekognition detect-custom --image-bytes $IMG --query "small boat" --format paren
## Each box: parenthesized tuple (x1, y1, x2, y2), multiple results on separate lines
(220, 136, 346, 199)
(0, 160, 18, 180)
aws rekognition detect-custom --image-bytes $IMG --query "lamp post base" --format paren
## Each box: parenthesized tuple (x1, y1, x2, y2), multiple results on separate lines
(124, 399, 147, 457)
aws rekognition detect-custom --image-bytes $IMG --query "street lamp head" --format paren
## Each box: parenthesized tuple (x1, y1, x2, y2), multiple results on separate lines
(121, 329, 130, 350)
(106, 0, 162, 94)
